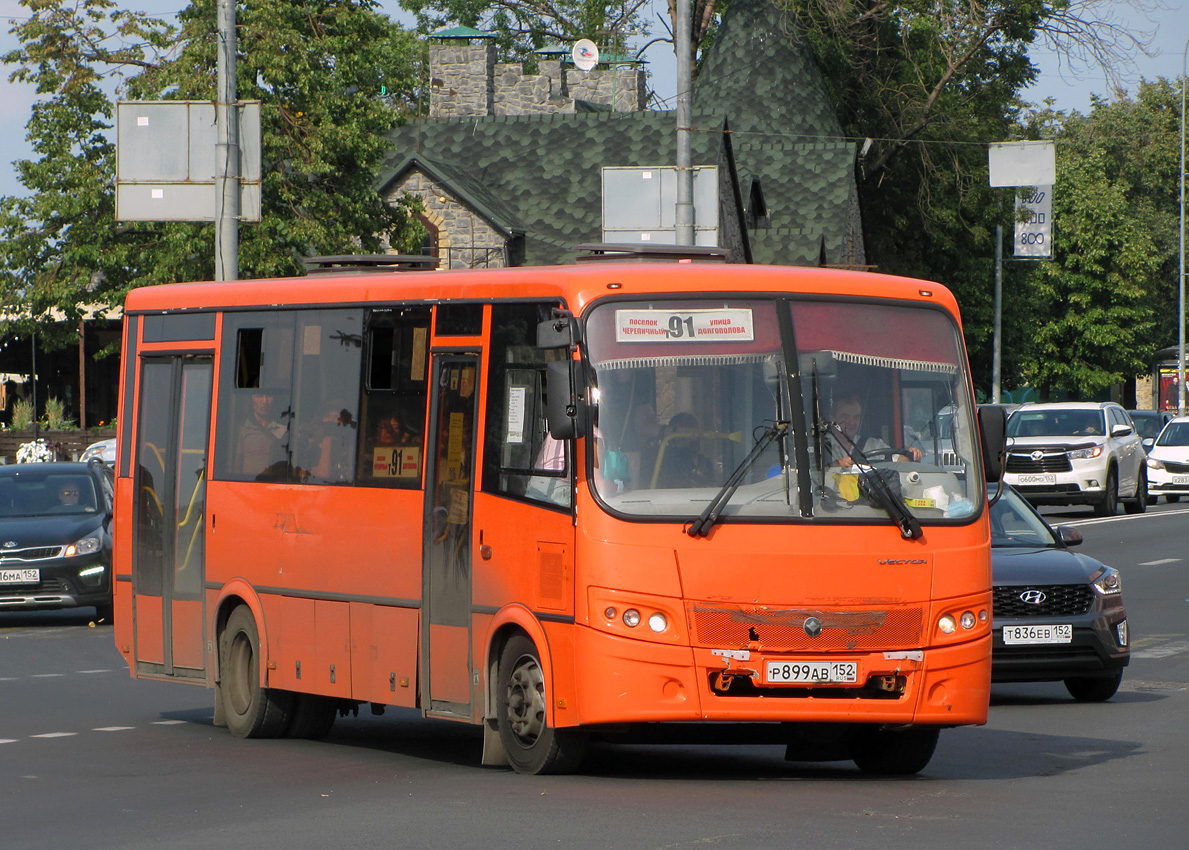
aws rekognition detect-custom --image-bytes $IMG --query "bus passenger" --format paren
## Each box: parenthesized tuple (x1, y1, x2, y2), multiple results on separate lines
(234, 392, 289, 479)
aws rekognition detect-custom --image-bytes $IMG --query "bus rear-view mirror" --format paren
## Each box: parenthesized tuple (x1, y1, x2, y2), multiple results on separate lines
(545, 360, 586, 440)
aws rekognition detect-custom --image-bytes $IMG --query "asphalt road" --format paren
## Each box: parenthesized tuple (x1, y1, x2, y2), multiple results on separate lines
(3, 503, 1186, 850)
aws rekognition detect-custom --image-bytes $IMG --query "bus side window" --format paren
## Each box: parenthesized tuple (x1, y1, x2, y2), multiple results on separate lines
(358, 307, 431, 488)
(482, 302, 571, 509)
(215, 313, 296, 482)
(291, 310, 364, 484)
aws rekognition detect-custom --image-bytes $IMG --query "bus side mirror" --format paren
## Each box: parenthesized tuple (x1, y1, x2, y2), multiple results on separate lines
(545, 360, 586, 439)
(537, 316, 578, 349)
(978, 404, 1008, 482)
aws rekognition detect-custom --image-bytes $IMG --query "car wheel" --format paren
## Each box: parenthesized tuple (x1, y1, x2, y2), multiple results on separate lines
(1124, 468, 1147, 514)
(1064, 671, 1123, 702)
(1094, 467, 1118, 517)
(496, 635, 587, 775)
(1167, 495, 1181, 503)
(219, 605, 293, 738)
(850, 726, 940, 775)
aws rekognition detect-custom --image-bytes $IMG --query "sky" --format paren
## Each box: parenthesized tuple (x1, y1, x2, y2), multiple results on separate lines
(0, 0, 1186, 199)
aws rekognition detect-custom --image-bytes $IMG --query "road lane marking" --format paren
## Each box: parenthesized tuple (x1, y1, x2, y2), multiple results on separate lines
(31, 673, 65, 678)
(1132, 639, 1189, 659)
(1139, 558, 1182, 566)
(152, 720, 187, 725)
(78, 669, 114, 674)
(31, 732, 78, 738)
(94, 726, 135, 732)
(1060, 506, 1189, 527)
(0, 739, 17, 744)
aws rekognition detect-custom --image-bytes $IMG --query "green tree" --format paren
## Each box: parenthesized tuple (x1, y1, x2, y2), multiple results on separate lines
(1, 0, 425, 345)
(770, 0, 1150, 396)
(1014, 81, 1180, 397)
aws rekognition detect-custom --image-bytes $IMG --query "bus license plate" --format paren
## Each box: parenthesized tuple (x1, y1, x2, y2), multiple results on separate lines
(1016, 473, 1056, 485)
(1002, 624, 1072, 645)
(765, 661, 858, 685)
(0, 568, 40, 584)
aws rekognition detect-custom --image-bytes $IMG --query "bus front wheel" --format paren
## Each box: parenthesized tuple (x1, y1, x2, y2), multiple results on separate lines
(496, 635, 587, 775)
(850, 726, 940, 775)
(219, 605, 293, 738)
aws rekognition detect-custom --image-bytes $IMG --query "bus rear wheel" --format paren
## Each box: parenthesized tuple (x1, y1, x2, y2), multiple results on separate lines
(285, 694, 338, 739)
(219, 605, 293, 738)
(850, 726, 940, 775)
(496, 635, 587, 775)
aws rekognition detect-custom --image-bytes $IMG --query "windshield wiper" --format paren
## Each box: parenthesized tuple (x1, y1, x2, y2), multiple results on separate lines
(822, 423, 922, 540)
(687, 421, 788, 538)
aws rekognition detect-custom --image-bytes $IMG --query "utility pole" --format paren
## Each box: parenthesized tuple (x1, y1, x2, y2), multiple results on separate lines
(674, 0, 694, 246)
(215, 0, 240, 281)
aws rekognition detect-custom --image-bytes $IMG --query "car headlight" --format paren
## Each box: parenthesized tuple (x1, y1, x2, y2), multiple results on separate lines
(65, 534, 102, 557)
(1068, 446, 1104, 460)
(1090, 566, 1122, 596)
(1146, 457, 1166, 470)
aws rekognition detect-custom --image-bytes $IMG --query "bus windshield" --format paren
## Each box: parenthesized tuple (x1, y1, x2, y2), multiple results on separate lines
(585, 298, 981, 523)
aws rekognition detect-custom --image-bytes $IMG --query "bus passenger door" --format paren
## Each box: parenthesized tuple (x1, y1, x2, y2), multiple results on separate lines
(422, 355, 480, 717)
(132, 356, 212, 680)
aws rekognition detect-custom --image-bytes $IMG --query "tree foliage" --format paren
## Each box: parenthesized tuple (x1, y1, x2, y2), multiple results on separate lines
(1014, 80, 1181, 397)
(1, 0, 424, 346)
(768, 0, 1152, 397)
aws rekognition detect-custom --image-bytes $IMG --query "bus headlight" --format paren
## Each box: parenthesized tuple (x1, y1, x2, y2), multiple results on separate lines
(623, 609, 641, 628)
(648, 612, 668, 633)
(938, 615, 957, 635)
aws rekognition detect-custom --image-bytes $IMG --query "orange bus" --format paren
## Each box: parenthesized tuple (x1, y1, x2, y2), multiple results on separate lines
(113, 248, 1005, 775)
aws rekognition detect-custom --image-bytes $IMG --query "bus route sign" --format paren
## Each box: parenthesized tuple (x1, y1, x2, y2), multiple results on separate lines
(614, 308, 754, 342)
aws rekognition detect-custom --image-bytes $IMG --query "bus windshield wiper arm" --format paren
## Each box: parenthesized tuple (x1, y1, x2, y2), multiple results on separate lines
(823, 423, 922, 541)
(687, 421, 788, 538)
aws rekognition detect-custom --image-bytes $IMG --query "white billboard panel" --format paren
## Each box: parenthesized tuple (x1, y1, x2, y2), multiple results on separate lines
(988, 141, 1055, 188)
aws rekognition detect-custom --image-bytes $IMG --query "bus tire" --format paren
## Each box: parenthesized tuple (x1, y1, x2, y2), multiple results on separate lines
(284, 694, 338, 739)
(850, 726, 940, 775)
(496, 635, 587, 775)
(219, 605, 292, 738)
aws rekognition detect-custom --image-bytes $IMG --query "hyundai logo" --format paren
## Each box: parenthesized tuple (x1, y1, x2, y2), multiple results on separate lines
(1030, 450, 1045, 461)
(1019, 589, 1047, 605)
(803, 617, 823, 638)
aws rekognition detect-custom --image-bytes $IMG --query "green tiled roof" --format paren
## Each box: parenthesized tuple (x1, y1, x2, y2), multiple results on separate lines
(385, 0, 858, 266)
(431, 26, 494, 40)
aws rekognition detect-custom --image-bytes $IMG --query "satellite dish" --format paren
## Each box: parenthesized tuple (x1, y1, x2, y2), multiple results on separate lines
(572, 39, 599, 71)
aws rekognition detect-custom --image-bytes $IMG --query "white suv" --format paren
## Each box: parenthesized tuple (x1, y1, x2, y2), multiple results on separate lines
(1003, 402, 1146, 516)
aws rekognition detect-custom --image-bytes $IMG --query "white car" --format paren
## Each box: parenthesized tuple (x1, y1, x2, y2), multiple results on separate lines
(79, 438, 116, 464)
(1003, 402, 1146, 516)
(1144, 416, 1189, 503)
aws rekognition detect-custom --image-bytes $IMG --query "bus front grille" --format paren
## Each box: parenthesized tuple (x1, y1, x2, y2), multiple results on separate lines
(688, 602, 924, 652)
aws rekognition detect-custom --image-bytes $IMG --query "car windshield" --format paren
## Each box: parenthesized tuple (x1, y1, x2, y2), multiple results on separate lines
(1129, 413, 1164, 441)
(1156, 421, 1189, 447)
(989, 486, 1057, 548)
(0, 471, 100, 518)
(1007, 409, 1105, 438)
(584, 298, 982, 524)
